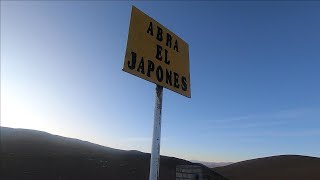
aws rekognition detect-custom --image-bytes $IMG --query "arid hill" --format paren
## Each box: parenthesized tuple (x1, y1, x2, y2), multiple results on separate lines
(214, 154, 320, 180)
(0, 127, 227, 180)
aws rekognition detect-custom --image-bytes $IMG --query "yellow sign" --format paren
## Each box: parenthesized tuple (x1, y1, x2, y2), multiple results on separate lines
(123, 6, 191, 98)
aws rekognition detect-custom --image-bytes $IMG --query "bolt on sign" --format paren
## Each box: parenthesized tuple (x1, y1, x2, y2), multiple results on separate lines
(123, 6, 191, 98)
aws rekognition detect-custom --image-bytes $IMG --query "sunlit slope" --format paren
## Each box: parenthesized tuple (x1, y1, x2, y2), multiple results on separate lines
(214, 155, 320, 180)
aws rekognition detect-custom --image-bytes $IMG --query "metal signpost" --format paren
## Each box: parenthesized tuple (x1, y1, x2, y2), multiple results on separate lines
(123, 6, 190, 180)
(149, 85, 163, 180)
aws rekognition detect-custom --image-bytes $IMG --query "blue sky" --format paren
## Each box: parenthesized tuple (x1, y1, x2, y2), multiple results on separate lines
(1, 1, 320, 162)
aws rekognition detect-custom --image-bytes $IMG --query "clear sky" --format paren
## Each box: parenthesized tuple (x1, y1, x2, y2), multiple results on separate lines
(1, 1, 320, 162)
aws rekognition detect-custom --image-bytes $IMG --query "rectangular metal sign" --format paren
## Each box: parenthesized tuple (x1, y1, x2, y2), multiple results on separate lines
(123, 6, 191, 98)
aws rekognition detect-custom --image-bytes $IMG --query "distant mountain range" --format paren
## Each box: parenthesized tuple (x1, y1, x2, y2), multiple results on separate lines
(191, 160, 234, 168)
(0, 127, 227, 180)
(2, 126, 320, 180)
